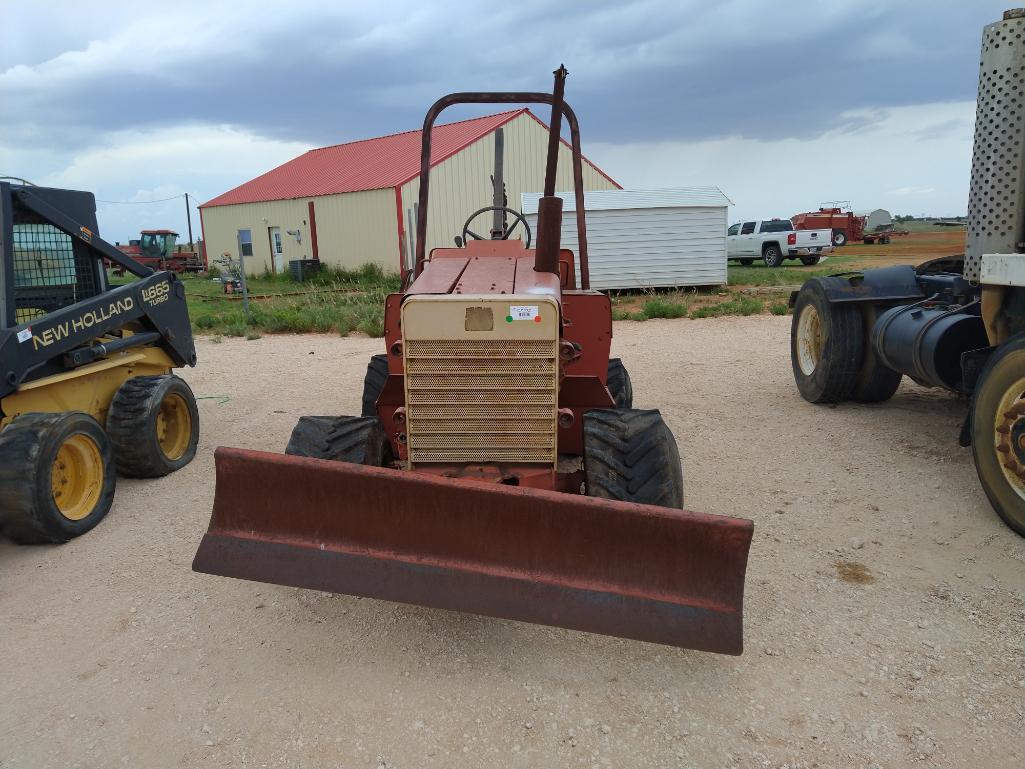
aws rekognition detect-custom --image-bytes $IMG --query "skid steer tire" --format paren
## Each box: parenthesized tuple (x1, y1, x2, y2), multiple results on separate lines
(286, 415, 393, 466)
(971, 333, 1025, 537)
(0, 412, 116, 544)
(583, 409, 684, 509)
(606, 358, 634, 409)
(790, 277, 863, 403)
(361, 354, 389, 417)
(107, 375, 200, 478)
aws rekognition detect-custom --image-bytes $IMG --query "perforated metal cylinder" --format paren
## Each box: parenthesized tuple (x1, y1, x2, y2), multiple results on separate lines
(965, 9, 1025, 281)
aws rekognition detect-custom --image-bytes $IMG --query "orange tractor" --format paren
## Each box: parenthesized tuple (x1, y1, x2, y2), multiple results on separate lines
(193, 69, 753, 654)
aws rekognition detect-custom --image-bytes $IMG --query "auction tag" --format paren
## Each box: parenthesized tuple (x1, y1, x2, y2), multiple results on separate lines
(16, 327, 31, 343)
(509, 305, 539, 321)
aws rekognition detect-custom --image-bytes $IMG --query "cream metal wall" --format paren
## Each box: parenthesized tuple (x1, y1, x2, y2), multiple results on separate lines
(398, 112, 618, 272)
(201, 188, 398, 276)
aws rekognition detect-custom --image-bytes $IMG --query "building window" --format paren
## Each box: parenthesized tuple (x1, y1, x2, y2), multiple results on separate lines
(238, 229, 253, 257)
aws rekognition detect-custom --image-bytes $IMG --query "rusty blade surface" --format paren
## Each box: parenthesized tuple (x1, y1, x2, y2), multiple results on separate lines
(193, 447, 754, 654)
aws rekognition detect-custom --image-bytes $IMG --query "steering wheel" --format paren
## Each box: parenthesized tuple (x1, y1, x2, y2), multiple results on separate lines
(461, 206, 532, 248)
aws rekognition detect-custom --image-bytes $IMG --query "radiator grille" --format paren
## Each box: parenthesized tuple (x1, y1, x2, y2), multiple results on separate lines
(405, 339, 558, 465)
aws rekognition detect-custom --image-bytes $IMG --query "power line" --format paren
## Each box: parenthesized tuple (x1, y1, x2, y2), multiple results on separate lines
(96, 193, 187, 205)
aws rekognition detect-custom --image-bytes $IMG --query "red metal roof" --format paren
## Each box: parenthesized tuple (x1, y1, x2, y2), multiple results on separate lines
(201, 108, 619, 208)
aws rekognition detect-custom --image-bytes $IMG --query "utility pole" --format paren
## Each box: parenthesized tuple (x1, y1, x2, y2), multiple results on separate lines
(184, 193, 195, 251)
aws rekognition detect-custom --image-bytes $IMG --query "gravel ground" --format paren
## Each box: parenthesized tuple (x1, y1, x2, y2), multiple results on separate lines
(1, 316, 1022, 769)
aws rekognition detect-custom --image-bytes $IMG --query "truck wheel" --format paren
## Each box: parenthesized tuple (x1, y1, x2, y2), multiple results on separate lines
(762, 245, 784, 268)
(583, 409, 684, 509)
(790, 277, 863, 403)
(286, 415, 393, 466)
(851, 305, 902, 403)
(800, 255, 822, 266)
(739, 259, 754, 266)
(107, 375, 200, 478)
(832, 230, 847, 247)
(971, 333, 1025, 536)
(361, 354, 389, 417)
(606, 358, 634, 409)
(0, 413, 116, 544)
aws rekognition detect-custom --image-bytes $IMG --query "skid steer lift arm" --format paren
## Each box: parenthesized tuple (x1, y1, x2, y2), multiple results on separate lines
(0, 182, 196, 399)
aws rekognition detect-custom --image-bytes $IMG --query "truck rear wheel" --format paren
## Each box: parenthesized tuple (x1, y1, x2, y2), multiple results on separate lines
(762, 245, 784, 268)
(790, 277, 863, 403)
(361, 354, 389, 417)
(286, 415, 393, 466)
(0, 412, 116, 544)
(107, 375, 200, 478)
(739, 258, 754, 266)
(851, 304, 903, 403)
(971, 334, 1025, 536)
(800, 255, 822, 266)
(606, 358, 633, 409)
(583, 409, 684, 508)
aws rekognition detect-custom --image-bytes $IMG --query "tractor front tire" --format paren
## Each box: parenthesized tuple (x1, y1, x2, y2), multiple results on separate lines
(583, 409, 684, 509)
(606, 358, 634, 409)
(286, 415, 393, 466)
(790, 277, 863, 403)
(107, 375, 200, 478)
(0, 412, 116, 544)
(763, 245, 784, 268)
(971, 333, 1025, 537)
(361, 354, 389, 417)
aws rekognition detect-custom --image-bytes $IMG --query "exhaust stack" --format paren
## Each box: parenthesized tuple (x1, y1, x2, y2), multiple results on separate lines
(534, 65, 568, 276)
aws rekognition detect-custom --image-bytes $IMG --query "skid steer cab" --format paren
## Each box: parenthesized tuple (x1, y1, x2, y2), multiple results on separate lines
(194, 69, 753, 654)
(0, 183, 199, 544)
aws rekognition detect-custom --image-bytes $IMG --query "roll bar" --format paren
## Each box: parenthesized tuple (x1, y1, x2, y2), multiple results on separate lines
(413, 88, 591, 289)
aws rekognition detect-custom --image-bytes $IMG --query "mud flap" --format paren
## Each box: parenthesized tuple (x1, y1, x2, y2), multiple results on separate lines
(193, 448, 754, 654)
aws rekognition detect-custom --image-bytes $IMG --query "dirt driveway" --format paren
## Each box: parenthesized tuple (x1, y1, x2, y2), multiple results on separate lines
(1, 317, 1022, 768)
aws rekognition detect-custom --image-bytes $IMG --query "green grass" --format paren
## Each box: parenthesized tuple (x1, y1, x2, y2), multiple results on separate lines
(125, 263, 402, 338)
(689, 295, 764, 319)
(726, 254, 862, 286)
(769, 301, 790, 316)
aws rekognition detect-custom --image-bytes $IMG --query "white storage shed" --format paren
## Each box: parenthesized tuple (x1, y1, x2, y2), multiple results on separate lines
(521, 187, 731, 290)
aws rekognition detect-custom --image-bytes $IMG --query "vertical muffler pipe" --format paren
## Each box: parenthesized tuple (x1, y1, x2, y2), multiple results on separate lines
(534, 195, 563, 274)
(535, 64, 568, 275)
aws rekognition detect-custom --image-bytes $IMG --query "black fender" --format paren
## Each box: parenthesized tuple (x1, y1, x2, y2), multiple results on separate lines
(789, 265, 925, 308)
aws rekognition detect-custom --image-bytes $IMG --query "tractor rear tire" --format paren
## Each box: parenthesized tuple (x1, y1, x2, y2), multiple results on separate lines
(0, 412, 116, 544)
(107, 375, 200, 478)
(763, 245, 784, 268)
(286, 415, 393, 466)
(583, 409, 684, 509)
(361, 354, 389, 417)
(790, 277, 863, 403)
(970, 333, 1025, 537)
(606, 358, 634, 409)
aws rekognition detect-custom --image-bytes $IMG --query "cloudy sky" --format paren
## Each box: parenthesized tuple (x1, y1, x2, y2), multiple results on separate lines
(0, 0, 1009, 242)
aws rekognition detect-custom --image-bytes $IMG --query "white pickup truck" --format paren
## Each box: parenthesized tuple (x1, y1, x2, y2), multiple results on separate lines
(727, 218, 833, 267)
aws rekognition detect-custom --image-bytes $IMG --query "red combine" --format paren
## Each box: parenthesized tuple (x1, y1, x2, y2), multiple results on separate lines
(116, 230, 204, 273)
(792, 207, 906, 246)
(192, 69, 754, 654)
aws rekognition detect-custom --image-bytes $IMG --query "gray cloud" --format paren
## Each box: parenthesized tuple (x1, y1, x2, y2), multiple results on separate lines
(0, 0, 1008, 151)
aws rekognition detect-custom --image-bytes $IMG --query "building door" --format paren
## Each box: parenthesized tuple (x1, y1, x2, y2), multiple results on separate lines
(268, 227, 284, 274)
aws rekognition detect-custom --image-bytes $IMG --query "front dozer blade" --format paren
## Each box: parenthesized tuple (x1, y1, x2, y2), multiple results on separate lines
(193, 448, 754, 654)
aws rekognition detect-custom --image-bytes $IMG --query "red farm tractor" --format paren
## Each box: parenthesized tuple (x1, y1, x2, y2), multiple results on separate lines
(192, 69, 753, 654)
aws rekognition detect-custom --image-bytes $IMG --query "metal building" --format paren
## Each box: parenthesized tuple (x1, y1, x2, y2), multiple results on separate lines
(522, 187, 732, 290)
(199, 110, 619, 276)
